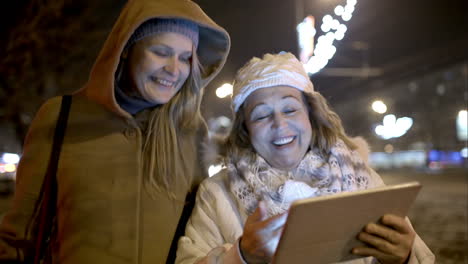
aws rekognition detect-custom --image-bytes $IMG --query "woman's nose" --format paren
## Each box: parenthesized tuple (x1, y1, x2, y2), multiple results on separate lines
(164, 56, 179, 76)
(272, 114, 287, 129)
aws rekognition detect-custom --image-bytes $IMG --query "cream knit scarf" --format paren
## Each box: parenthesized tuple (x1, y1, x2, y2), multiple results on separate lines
(227, 140, 372, 217)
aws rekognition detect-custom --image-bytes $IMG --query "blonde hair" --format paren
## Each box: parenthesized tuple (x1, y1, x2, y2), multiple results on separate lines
(142, 46, 204, 200)
(224, 90, 356, 165)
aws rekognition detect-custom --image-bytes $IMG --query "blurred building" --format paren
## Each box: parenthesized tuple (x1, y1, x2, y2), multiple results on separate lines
(334, 62, 467, 169)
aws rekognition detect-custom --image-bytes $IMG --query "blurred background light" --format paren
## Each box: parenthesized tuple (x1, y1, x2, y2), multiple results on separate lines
(297, 16, 317, 63)
(383, 114, 396, 127)
(302, 0, 358, 75)
(4, 164, 16, 173)
(342, 12, 352, 21)
(215, 83, 233, 98)
(337, 24, 347, 34)
(217, 116, 231, 127)
(372, 100, 387, 114)
(375, 114, 413, 140)
(334, 32, 345, 40)
(321, 23, 331, 32)
(344, 5, 355, 15)
(334, 5, 344, 16)
(323, 14, 333, 23)
(461, 147, 468, 158)
(396, 117, 413, 132)
(331, 19, 340, 30)
(384, 144, 394, 153)
(208, 164, 223, 177)
(1, 153, 20, 164)
(456, 110, 467, 140)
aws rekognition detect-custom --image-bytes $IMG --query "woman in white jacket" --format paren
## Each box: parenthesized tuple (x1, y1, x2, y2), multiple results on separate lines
(176, 52, 435, 264)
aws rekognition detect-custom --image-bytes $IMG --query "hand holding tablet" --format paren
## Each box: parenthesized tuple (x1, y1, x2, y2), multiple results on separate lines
(272, 181, 422, 264)
(353, 213, 416, 264)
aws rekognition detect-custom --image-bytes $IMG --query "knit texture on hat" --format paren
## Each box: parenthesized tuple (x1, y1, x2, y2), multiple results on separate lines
(231, 52, 314, 112)
(125, 18, 199, 50)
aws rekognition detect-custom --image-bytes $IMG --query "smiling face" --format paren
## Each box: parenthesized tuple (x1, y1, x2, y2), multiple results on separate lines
(243, 86, 312, 170)
(127, 32, 193, 104)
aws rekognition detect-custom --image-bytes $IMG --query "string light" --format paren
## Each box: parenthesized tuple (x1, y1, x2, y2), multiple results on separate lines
(304, 0, 357, 74)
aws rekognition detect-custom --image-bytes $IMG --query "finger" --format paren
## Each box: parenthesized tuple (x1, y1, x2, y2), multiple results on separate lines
(364, 222, 402, 244)
(352, 246, 396, 263)
(353, 244, 410, 264)
(266, 228, 285, 254)
(261, 228, 285, 254)
(358, 231, 397, 254)
(248, 213, 287, 243)
(261, 212, 288, 231)
(240, 219, 286, 263)
(381, 214, 414, 234)
(257, 200, 268, 221)
(247, 201, 267, 224)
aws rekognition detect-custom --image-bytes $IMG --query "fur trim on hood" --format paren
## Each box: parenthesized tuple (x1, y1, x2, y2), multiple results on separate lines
(201, 133, 228, 168)
(350, 136, 371, 163)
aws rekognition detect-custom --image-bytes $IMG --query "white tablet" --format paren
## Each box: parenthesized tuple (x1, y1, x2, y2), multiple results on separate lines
(273, 181, 422, 264)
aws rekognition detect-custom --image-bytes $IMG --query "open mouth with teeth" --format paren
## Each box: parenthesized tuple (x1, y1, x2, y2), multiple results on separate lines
(272, 136, 296, 147)
(150, 76, 176, 88)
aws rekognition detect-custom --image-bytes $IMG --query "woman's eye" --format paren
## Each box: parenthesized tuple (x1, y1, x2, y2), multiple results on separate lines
(152, 47, 172, 57)
(179, 56, 191, 64)
(284, 108, 297, 114)
(152, 49, 170, 57)
(255, 114, 270, 121)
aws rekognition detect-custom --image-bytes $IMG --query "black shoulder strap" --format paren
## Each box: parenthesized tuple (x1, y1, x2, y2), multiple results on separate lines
(165, 188, 198, 264)
(32, 95, 72, 263)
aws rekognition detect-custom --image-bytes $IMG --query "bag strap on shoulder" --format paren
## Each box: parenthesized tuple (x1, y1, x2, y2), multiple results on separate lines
(31, 95, 72, 263)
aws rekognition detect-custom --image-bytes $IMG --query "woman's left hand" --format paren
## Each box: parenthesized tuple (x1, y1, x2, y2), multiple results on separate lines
(352, 214, 416, 264)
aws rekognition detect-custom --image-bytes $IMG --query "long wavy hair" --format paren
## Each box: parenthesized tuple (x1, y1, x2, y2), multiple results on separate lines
(142, 46, 204, 200)
(224, 90, 356, 166)
(117, 44, 204, 200)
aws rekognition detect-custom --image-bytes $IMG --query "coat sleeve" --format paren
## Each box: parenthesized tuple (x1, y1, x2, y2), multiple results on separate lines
(406, 220, 436, 264)
(0, 96, 62, 261)
(176, 177, 246, 264)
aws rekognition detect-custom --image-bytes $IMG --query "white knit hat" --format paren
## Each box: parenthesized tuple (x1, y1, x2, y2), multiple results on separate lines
(231, 52, 314, 112)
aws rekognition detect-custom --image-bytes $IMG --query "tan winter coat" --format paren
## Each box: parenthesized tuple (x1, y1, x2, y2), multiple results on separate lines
(0, 0, 230, 263)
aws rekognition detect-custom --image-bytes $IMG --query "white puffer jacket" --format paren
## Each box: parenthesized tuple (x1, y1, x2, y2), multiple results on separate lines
(175, 138, 436, 264)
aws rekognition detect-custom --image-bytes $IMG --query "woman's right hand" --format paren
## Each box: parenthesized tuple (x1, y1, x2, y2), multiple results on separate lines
(239, 201, 288, 264)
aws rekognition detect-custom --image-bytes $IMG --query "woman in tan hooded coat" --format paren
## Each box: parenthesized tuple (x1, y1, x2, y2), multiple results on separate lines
(0, 0, 230, 263)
